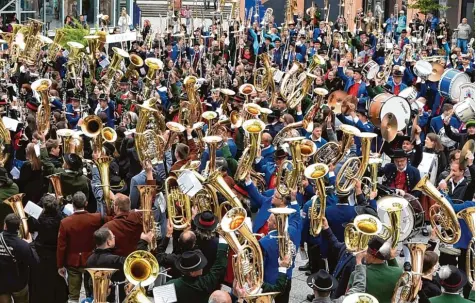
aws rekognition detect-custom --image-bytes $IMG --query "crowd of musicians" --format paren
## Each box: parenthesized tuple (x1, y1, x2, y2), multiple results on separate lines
(0, 1, 475, 303)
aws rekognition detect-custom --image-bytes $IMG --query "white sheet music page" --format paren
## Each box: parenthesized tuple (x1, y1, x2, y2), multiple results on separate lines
(177, 170, 203, 197)
(24, 201, 43, 220)
(153, 284, 177, 303)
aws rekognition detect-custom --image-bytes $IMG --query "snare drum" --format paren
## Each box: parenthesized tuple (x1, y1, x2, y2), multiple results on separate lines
(362, 60, 380, 80)
(459, 82, 475, 103)
(439, 68, 471, 100)
(413, 61, 433, 78)
(399, 86, 418, 101)
(454, 98, 475, 123)
(369, 93, 411, 130)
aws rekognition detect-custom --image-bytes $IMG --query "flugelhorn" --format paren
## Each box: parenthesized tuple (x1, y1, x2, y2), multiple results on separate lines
(344, 214, 382, 254)
(4, 194, 31, 241)
(304, 163, 329, 237)
(269, 208, 297, 267)
(377, 196, 408, 248)
(413, 175, 461, 244)
(86, 268, 117, 303)
(165, 176, 192, 230)
(457, 207, 475, 285)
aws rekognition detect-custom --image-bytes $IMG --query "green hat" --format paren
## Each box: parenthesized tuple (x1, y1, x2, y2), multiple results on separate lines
(467, 119, 475, 128)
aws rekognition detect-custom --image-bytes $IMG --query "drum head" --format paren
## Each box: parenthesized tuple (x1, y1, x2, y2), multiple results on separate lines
(377, 203, 415, 242)
(380, 96, 411, 130)
(414, 61, 432, 77)
(363, 61, 380, 80)
(398, 87, 418, 101)
(459, 83, 475, 103)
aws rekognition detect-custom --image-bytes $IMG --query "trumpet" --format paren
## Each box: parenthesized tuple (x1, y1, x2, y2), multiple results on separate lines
(304, 163, 329, 237)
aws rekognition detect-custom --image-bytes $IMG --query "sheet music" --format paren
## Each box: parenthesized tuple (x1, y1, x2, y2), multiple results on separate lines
(177, 170, 203, 197)
(153, 284, 177, 303)
(10, 167, 20, 179)
(2, 116, 19, 132)
(24, 201, 43, 220)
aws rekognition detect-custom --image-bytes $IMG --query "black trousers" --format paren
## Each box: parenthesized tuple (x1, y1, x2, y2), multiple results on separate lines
(274, 279, 292, 303)
(309, 244, 326, 273)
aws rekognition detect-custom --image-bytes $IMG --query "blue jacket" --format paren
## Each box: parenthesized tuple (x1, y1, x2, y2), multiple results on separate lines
(430, 115, 461, 134)
(305, 134, 327, 149)
(65, 103, 80, 129)
(245, 182, 273, 233)
(446, 196, 475, 249)
(259, 203, 301, 283)
(325, 204, 358, 242)
(259, 145, 276, 167)
(385, 80, 408, 95)
(255, 160, 277, 187)
(337, 114, 375, 156)
(381, 163, 422, 197)
(95, 101, 115, 128)
(337, 67, 369, 106)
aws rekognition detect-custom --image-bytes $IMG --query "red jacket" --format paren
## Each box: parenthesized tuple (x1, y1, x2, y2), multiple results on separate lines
(102, 211, 143, 257)
(57, 211, 108, 268)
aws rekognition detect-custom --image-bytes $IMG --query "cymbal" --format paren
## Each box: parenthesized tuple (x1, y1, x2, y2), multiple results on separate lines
(381, 112, 398, 142)
(460, 139, 475, 168)
(428, 62, 444, 82)
(327, 90, 348, 114)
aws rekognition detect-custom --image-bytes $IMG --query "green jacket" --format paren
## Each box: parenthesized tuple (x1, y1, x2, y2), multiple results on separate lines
(430, 292, 475, 303)
(367, 85, 385, 99)
(221, 144, 237, 177)
(166, 243, 228, 303)
(40, 147, 90, 201)
(0, 182, 19, 232)
(348, 258, 402, 303)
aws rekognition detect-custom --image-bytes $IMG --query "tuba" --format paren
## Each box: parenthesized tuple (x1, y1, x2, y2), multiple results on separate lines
(142, 58, 163, 99)
(314, 124, 360, 166)
(86, 268, 117, 303)
(219, 207, 264, 295)
(125, 54, 144, 79)
(304, 163, 329, 237)
(361, 156, 382, 199)
(280, 61, 303, 99)
(94, 156, 114, 215)
(0, 115, 11, 167)
(135, 98, 164, 165)
(392, 243, 428, 302)
(201, 135, 221, 177)
(47, 173, 64, 204)
(254, 53, 275, 94)
(335, 132, 377, 194)
(165, 176, 192, 230)
(457, 208, 475, 285)
(413, 175, 461, 244)
(124, 250, 159, 302)
(269, 208, 297, 266)
(32, 79, 52, 137)
(4, 194, 32, 241)
(235, 119, 266, 181)
(66, 41, 85, 81)
(46, 29, 65, 63)
(184, 76, 202, 124)
(84, 35, 100, 80)
(344, 214, 382, 254)
(101, 47, 129, 90)
(287, 55, 324, 108)
(137, 185, 158, 251)
(376, 196, 408, 248)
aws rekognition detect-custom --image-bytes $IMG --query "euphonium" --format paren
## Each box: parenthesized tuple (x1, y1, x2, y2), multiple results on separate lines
(377, 196, 408, 248)
(457, 208, 475, 285)
(165, 176, 192, 230)
(32, 79, 52, 137)
(392, 243, 428, 303)
(184, 76, 202, 124)
(135, 98, 163, 164)
(202, 111, 217, 135)
(280, 61, 303, 99)
(84, 35, 100, 80)
(86, 268, 118, 303)
(207, 169, 243, 220)
(4, 194, 31, 241)
(219, 207, 264, 295)
(66, 41, 85, 80)
(254, 53, 274, 93)
(335, 132, 377, 194)
(102, 47, 130, 90)
(413, 175, 461, 244)
(137, 185, 158, 251)
(276, 137, 307, 196)
(287, 55, 323, 108)
(239, 83, 256, 103)
(47, 173, 64, 204)
(361, 156, 382, 199)
(125, 53, 144, 79)
(56, 129, 74, 153)
(164, 122, 186, 151)
(0, 114, 11, 167)
(304, 163, 329, 237)
(95, 156, 114, 215)
(202, 135, 222, 177)
(81, 115, 102, 137)
(344, 214, 382, 254)
(269, 208, 297, 266)
(314, 124, 360, 166)
(124, 250, 159, 296)
(142, 58, 163, 99)
(46, 29, 65, 63)
(123, 286, 150, 303)
(235, 119, 265, 181)
(179, 101, 192, 127)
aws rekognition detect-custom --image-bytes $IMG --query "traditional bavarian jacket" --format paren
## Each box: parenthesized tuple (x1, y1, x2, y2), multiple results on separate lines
(381, 163, 422, 197)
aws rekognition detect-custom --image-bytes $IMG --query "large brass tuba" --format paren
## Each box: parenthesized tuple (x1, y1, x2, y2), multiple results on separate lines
(142, 58, 163, 99)
(280, 61, 303, 99)
(207, 169, 244, 220)
(125, 53, 144, 79)
(101, 47, 129, 90)
(4, 194, 32, 241)
(269, 208, 297, 266)
(66, 41, 85, 81)
(86, 268, 118, 303)
(124, 250, 159, 302)
(457, 208, 475, 285)
(314, 124, 360, 166)
(376, 196, 408, 248)
(0, 115, 11, 167)
(201, 135, 222, 178)
(219, 207, 264, 295)
(184, 76, 202, 124)
(137, 185, 158, 251)
(84, 35, 100, 80)
(392, 243, 428, 302)
(165, 176, 192, 230)
(413, 175, 461, 244)
(32, 79, 52, 137)
(335, 132, 377, 194)
(254, 53, 275, 93)
(344, 214, 382, 254)
(135, 98, 164, 165)
(46, 29, 65, 63)
(95, 156, 114, 215)
(235, 119, 266, 181)
(304, 163, 329, 237)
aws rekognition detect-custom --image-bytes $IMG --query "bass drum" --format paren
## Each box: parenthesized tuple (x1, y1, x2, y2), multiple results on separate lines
(454, 97, 475, 123)
(369, 93, 411, 131)
(399, 86, 418, 101)
(438, 68, 471, 100)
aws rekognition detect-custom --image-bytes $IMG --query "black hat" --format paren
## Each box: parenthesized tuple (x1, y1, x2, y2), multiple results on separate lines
(98, 93, 107, 101)
(353, 67, 363, 74)
(0, 167, 11, 184)
(367, 236, 389, 260)
(70, 96, 80, 102)
(307, 269, 338, 291)
(439, 265, 468, 292)
(275, 148, 288, 159)
(63, 153, 83, 171)
(233, 95, 245, 103)
(274, 37, 281, 43)
(392, 70, 404, 77)
(193, 211, 219, 231)
(398, 134, 411, 143)
(391, 148, 409, 159)
(355, 205, 379, 217)
(401, 29, 407, 34)
(356, 108, 367, 116)
(175, 249, 208, 273)
(265, 36, 272, 41)
(213, 46, 221, 52)
(120, 77, 129, 85)
(130, 86, 140, 94)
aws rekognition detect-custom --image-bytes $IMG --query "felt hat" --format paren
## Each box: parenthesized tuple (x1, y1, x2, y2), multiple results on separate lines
(307, 269, 338, 291)
(193, 210, 219, 231)
(175, 249, 208, 273)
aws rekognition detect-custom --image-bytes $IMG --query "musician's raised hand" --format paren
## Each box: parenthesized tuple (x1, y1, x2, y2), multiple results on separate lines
(278, 255, 291, 268)
(321, 217, 329, 230)
(415, 125, 422, 134)
(438, 179, 448, 191)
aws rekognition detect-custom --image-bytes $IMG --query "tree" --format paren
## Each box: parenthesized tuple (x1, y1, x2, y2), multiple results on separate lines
(407, 0, 449, 15)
